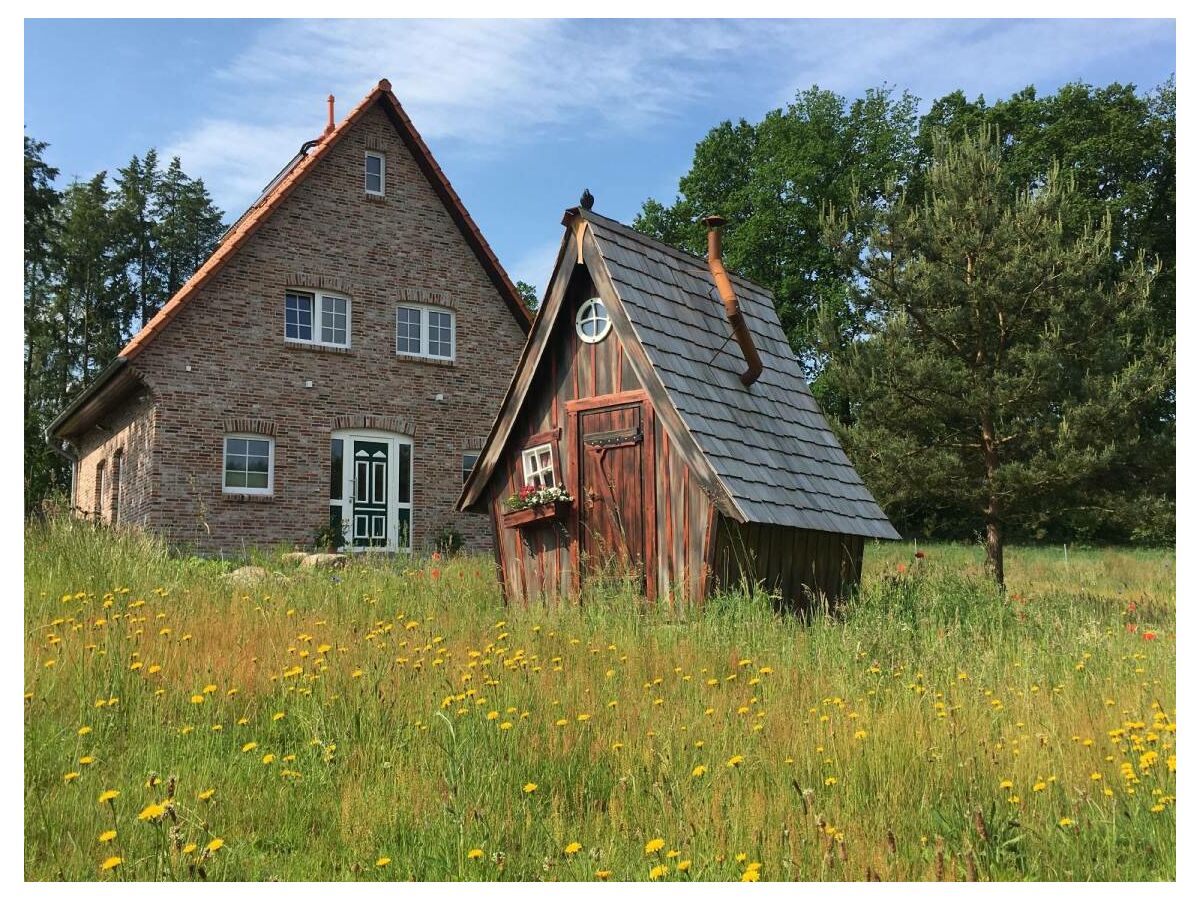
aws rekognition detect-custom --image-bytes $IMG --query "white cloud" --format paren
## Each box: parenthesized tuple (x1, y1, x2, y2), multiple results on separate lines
(162, 18, 1173, 220)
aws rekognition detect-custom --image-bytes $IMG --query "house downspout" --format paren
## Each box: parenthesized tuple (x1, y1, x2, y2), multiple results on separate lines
(703, 215, 763, 387)
(46, 432, 79, 515)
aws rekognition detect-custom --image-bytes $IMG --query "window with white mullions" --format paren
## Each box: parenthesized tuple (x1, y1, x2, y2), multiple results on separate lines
(286, 290, 350, 348)
(365, 151, 385, 196)
(428, 310, 453, 358)
(285, 292, 313, 341)
(522, 443, 556, 488)
(575, 297, 611, 343)
(223, 435, 274, 495)
(396, 304, 456, 361)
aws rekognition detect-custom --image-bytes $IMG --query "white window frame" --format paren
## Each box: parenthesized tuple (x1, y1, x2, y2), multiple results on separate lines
(223, 434, 275, 496)
(395, 304, 456, 361)
(364, 151, 385, 197)
(575, 296, 612, 343)
(284, 290, 352, 349)
(521, 443, 556, 489)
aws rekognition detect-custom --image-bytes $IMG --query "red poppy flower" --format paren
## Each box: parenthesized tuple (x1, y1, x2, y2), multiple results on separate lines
(430, 569, 441, 580)
(1142, 631, 1156, 641)
(896, 563, 907, 574)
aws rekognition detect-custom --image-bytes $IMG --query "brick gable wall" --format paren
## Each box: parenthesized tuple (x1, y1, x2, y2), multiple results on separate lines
(73, 389, 157, 528)
(79, 101, 526, 554)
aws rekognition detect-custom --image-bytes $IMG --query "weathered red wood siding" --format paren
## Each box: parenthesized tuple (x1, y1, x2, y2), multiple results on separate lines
(486, 264, 657, 606)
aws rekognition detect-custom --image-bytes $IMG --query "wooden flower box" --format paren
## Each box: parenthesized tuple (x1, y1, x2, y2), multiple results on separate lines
(502, 500, 572, 529)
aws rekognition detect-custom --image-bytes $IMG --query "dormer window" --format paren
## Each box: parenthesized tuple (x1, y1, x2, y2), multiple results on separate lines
(365, 151, 385, 196)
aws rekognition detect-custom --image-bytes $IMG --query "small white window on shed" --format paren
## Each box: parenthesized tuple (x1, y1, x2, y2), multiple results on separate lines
(575, 297, 611, 343)
(521, 443, 556, 489)
(365, 152, 385, 196)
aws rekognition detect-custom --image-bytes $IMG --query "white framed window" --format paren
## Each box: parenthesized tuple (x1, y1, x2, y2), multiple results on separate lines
(576, 297, 611, 343)
(365, 151, 385, 196)
(223, 435, 275, 495)
(395, 305, 456, 361)
(522, 443, 556, 489)
(285, 290, 351, 348)
(461, 453, 479, 485)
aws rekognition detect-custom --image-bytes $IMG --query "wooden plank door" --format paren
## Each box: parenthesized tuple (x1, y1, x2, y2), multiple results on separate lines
(576, 401, 649, 591)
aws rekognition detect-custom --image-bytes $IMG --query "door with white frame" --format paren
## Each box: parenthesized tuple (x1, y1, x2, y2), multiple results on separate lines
(329, 429, 412, 552)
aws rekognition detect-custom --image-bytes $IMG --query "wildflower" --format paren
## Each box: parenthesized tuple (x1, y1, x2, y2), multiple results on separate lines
(1059, 817, 1075, 828)
(182, 843, 197, 854)
(999, 779, 1014, 790)
(741, 866, 761, 881)
(206, 838, 225, 853)
(726, 755, 744, 768)
(376, 857, 391, 867)
(198, 788, 215, 801)
(677, 860, 692, 872)
(565, 842, 582, 855)
(692, 765, 707, 778)
(63, 772, 80, 783)
(1032, 781, 1047, 792)
(97, 789, 120, 804)
(272, 712, 285, 721)
(645, 837, 665, 854)
(79, 756, 95, 765)
(649, 864, 668, 879)
(98, 830, 116, 843)
(99, 856, 123, 872)
(242, 741, 258, 753)
(262, 754, 276, 764)
(825, 777, 838, 786)
(78, 725, 92, 736)
(137, 803, 167, 821)
(523, 782, 537, 794)
(467, 848, 484, 860)
(595, 870, 612, 879)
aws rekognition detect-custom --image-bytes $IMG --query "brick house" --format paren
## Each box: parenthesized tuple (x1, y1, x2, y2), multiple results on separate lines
(47, 79, 532, 554)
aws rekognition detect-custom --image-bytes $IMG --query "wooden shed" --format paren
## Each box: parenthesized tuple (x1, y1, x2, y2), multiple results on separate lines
(459, 203, 899, 610)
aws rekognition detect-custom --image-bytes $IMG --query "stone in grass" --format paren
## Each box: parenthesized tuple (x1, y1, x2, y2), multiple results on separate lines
(280, 551, 309, 564)
(223, 565, 288, 584)
(300, 553, 347, 569)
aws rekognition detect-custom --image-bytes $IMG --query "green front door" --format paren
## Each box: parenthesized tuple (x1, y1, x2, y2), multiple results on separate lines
(352, 439, 389, 548)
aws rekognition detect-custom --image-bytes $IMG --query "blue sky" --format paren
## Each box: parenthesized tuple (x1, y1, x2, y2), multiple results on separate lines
(24, 18, 1175, 294)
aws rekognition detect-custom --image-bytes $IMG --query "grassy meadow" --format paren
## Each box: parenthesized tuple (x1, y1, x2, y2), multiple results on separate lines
(24, 520, 1175, 881)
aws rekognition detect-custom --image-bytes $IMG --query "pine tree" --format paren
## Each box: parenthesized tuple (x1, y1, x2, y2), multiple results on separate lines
(823, 128, 1170, 585)
(112, 149, 162, 333)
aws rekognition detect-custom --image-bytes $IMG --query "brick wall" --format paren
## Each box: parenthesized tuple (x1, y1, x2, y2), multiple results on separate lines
(74, 390, 156, 527)
(115, 100, 527, 554)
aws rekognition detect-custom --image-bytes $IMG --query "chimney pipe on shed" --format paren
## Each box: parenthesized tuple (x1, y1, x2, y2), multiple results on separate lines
(325, 95, 335, 136)
(703, 215, 763, 387)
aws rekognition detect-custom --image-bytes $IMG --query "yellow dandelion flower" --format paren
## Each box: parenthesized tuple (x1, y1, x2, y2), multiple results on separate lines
(64, 772, 80, 783)
(376, 857, 391, 867)
(1058, 817, 1075, 828)
(678, 859, 692, 872)
(595, 870, 612, 879)
(523, 782, 537, 793)
(206, 838, 225, 853)
(137, 803, 167, 822)
(241, 741, 258, 753)
(272, 712, 285, 721)
(78, 725, 92, 736)
(1033, 781, 1047, 792)
(79, 756, 96, 765)
(692, 765, 707, 778)
(98, 830, 117, 843)
(262, 753, 276, 764)
(182, 842, 197, 854)
(565, 842, 582, 855)
(741, 868, 760, 882)
(99, 856, 123, 872)
(198, 788, 215, 801)
(649, 864, 668, 879)
(97, 789, 120, 804)
(645, 837, 665, 854)
(467, 848, 485, 860)
(825, 776, 838, 786)
(726, 755, 744, 768)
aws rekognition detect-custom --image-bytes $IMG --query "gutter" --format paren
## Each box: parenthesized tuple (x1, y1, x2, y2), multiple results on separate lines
(45, 356, 129, 440)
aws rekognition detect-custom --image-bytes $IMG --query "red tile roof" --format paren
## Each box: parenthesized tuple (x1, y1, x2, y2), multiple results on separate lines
(119, 78, 531, 361)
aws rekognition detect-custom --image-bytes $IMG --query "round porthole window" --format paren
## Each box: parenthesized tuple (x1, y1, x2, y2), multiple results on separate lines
(575, 297, 611, 343)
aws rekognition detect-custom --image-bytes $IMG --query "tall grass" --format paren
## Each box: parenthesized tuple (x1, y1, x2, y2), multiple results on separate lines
(25, 519, 1175, 881)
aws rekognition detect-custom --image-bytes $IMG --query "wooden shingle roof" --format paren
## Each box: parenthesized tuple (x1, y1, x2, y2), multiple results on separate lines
(580, 209, 899, 540)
